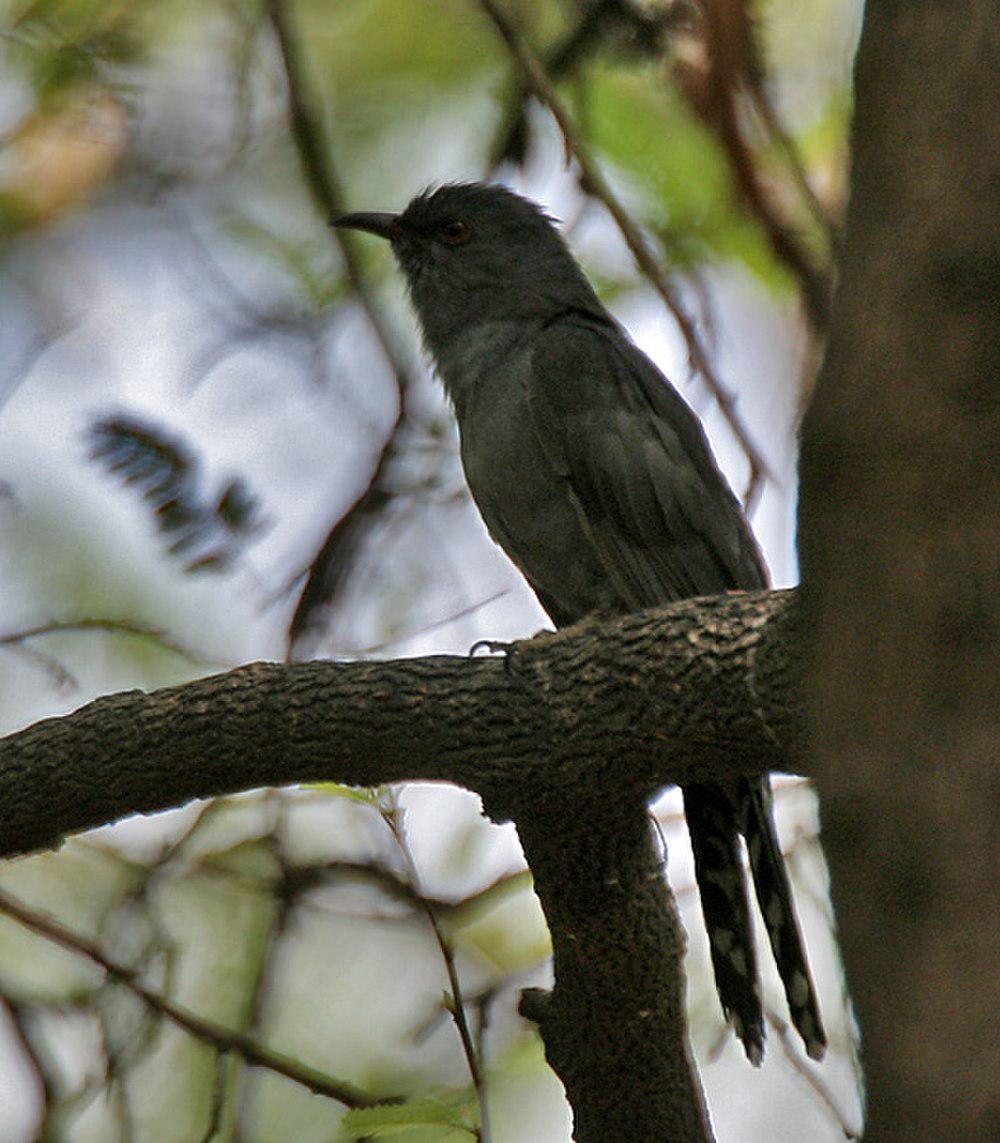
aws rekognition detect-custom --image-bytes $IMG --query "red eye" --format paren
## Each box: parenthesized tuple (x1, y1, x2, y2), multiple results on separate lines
(438, 219, 472, 245)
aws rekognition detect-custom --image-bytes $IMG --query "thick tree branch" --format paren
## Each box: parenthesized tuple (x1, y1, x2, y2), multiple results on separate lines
(1, 588, 803, 1140)
(517, 795, 712, 1139)
(0, 589, 800, 862)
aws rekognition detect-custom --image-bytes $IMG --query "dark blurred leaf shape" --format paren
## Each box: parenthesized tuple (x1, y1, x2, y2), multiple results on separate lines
(288, 482, 392, 656)
(10, 0, 143, 103)
(491, 0, 691, 167)
(88, 414, 267, 573)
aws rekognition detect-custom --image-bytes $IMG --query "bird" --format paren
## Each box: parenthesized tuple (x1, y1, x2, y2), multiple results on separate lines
(333, 181, 826, 1064)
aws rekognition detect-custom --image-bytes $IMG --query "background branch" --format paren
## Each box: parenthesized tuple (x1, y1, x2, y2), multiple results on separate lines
(694, 1, 833, 331)
(0, 888, 385, 1109)
(264, 0, 420, 653)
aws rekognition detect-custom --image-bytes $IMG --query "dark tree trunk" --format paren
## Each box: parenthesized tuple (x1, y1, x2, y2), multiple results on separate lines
(798, 3, 998, 1138)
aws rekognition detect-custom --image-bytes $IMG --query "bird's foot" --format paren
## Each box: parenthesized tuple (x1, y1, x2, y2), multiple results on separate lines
(468, 638, 516, 658)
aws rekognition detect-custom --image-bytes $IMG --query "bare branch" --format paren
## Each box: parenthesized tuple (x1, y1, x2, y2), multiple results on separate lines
(262, 0, 402, 360)
(488, 0, 688, 167)
(0, 994, 51, 1128)
(0, 618, 221, 668)
(262, 0, 421, 652)
(745, 82, 841, 255)
(0, 589, 801, 860)
(0, 888, 390, 1110)
(683, 1, 834, 331)
(766, 1007, 861, 1139)
(382, 797, 490, 1142)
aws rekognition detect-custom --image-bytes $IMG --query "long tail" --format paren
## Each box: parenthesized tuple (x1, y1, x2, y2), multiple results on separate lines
(739, 776, 827, 1060)
(682, 783, 764, 1064)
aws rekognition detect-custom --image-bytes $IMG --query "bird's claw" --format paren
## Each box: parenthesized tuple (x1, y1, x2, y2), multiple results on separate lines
(468, 638, 516, 658)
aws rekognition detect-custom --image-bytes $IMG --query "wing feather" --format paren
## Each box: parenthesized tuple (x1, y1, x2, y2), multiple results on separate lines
(525, 314, 767, 608)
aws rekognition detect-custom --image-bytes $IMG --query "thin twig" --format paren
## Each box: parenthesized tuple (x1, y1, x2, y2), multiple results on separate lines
(488, 0, 691, 167)
(182, 849, 533, 936)
(262, 0, 423, 653)
(0, 618, 220, 665)
(697, 2, 833, 332)
(381, 798, 490, 1143)
(0, 888, 387, 1109)
(110, 1070, 135, 1143)
(477, 0, 772, 504)
(197, 1050, 231, 1143)
(766, 1006, 861, 1139)
(353, 588, 512, 658)
(473, 987, 497, 1070)
(746, 83, 840, 256)
(0, 994, 51, 1128)
(488, 0, 618, 167)
(262, 0, 406, 367)
(234, 792, 294, 1139)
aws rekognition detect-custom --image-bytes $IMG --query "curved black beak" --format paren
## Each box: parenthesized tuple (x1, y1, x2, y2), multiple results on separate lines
(332, 211, 400, 240)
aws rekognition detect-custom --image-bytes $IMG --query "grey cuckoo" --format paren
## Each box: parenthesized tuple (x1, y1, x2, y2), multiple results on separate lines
(334, 182, 826, 1064)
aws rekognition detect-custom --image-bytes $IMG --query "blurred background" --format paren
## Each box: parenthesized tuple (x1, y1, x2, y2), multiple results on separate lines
(0, 1, 864, 1138)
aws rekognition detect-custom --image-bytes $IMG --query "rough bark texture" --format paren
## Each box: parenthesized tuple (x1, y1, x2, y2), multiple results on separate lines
(0, 590, 796, 860)
(516, 799, 709, 1140)
(1, 589, 802, 1141)
(798, 3, 999, 1139)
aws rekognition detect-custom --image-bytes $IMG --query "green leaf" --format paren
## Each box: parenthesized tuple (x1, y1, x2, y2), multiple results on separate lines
(340, 1096, 478, 1139)
(583, 63, 794, 294)
(308, 783, 384, 806)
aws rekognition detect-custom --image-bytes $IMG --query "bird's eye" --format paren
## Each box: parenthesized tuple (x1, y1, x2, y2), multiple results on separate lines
(438, 219, 472, 245)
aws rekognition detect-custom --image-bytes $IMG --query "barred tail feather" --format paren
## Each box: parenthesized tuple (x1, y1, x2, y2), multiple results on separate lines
(740, 776, 827, 1060)
(682, 783, 764, 1065)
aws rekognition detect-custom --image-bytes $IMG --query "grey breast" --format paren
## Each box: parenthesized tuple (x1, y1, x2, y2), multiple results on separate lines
(437, 320, 616, 621)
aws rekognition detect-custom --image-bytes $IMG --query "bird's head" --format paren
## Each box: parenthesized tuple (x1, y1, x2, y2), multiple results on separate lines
(333, 182, 603, 358)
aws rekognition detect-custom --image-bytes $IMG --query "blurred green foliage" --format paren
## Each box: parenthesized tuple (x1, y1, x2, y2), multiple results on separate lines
(2, 0, 852, 290)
